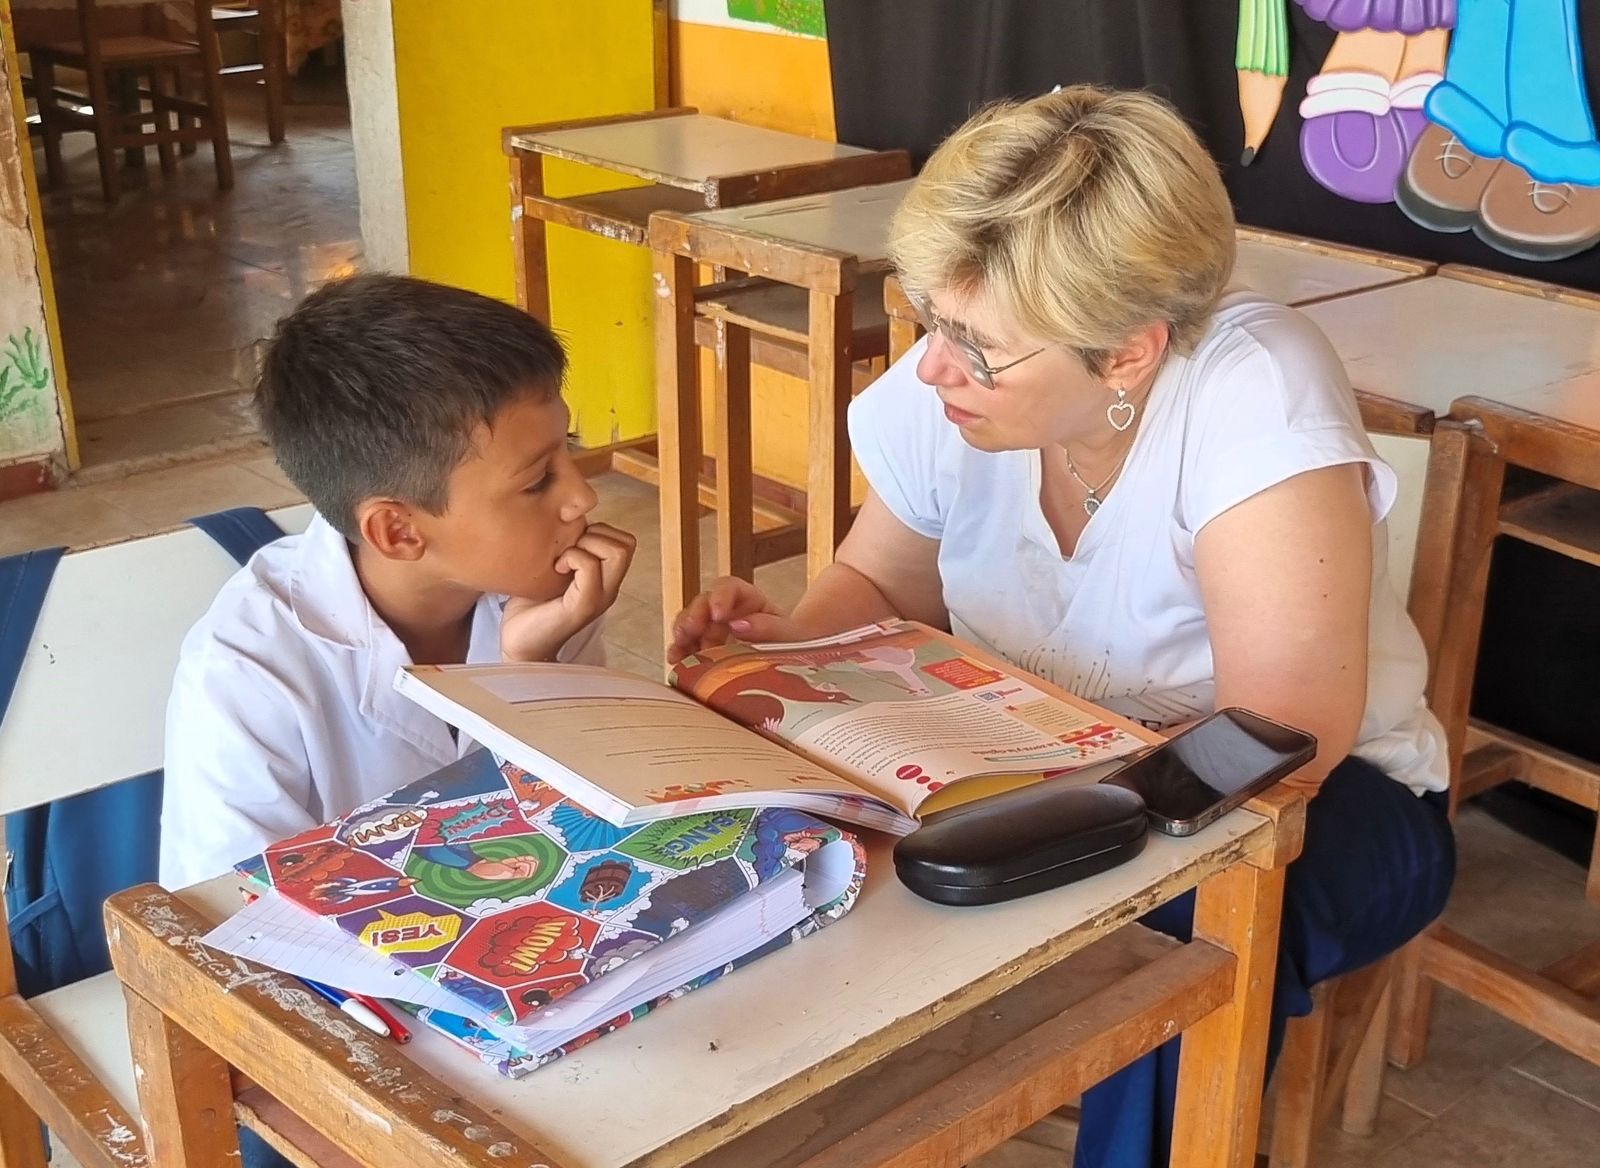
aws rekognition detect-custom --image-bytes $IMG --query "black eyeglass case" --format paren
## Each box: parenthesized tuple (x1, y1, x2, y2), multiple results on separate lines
(893, 780, 1149, 906)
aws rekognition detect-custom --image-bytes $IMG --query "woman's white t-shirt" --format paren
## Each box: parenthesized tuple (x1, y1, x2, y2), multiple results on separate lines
(848, 292, 1447, 795)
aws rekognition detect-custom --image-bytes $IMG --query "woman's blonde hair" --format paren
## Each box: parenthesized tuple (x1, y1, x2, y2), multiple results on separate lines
(889, 86, 1236, 371)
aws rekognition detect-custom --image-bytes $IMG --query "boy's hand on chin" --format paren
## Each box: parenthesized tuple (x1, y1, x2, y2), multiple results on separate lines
(501, 523, 637, 663)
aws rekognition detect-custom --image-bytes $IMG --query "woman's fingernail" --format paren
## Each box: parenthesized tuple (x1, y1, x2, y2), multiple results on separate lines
(730, 619, 750, 631)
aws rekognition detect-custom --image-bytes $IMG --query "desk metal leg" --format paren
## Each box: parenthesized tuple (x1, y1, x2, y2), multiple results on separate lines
(657, 250, 702, 642)
(1172, 859, 1286, 1168)
(807, 287, 853, 583)
(125, 991, 238, 1168)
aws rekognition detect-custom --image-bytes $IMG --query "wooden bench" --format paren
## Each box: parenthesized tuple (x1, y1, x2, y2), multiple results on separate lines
(0, 504, 313, 1168)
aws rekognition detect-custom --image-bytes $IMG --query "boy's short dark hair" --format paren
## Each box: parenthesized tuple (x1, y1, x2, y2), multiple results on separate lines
(257, 274, 567, 539)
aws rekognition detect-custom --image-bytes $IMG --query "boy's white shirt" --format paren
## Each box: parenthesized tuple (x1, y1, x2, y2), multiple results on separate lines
(159, 513, 604, 890)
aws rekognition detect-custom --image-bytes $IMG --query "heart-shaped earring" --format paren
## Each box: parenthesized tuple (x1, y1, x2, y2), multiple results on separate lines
(1107, 385, 1136, 432)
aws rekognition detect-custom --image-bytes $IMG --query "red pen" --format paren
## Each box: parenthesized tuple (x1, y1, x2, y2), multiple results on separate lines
(238, 888, 411, 1043)
(349, 992, 411, 1043)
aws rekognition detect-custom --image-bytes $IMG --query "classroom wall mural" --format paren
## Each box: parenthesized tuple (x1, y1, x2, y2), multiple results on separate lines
(724, 0, 825, 38)
(826, 0, 1600, 289)
(0, 11, 67, 467)
(1248, 0, 1600, 263)
(672, 0, 826, 38)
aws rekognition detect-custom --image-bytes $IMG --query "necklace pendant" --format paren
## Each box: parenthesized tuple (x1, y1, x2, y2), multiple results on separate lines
(1082, 494, 1101, 518)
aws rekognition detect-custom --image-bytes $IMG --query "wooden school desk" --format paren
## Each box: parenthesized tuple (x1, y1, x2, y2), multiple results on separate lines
(1342, 267, 1600, 1076)
(649, 179, 912, 634)
(1231, 227, 1434, 315)
(107, 792, 1304, 1168)
(504, 109, 909, 324)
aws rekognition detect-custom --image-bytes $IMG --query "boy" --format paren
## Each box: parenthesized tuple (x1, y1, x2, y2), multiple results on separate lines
(160, 275, 635, 889)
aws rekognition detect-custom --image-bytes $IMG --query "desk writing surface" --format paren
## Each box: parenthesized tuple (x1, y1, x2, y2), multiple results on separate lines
(683, 179, 914, 264)
(184, 810, 1268, 1168)
(508, 115, 869, 190)
(1232, 236, 1427, 307)
(1455, 369, 1600, 436)
(1299, 274, 1600, 425)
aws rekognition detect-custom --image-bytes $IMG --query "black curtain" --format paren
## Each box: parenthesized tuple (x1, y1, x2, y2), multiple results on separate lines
(825, 0, 1600, 291)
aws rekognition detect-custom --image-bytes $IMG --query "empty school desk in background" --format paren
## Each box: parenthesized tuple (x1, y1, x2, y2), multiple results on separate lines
(1301, 265, 1600, 1081)
(503, 108, 908, 324)
(1232, 227, 1434, 316)
(649, 179, 911, 635)
(107, 788, 1304, 1168)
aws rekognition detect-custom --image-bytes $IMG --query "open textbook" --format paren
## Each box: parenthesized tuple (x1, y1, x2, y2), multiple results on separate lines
(395, 620, 1150, 836)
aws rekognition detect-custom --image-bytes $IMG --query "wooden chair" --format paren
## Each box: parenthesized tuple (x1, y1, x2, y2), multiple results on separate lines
(1267, 957, 1395, 1165)
(28, 0, 232, 203)
(0, 506, 312, 1168)
(211, 1, 286, 144)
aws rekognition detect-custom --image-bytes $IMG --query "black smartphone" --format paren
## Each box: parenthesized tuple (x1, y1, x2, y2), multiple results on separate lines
(1099, 708, 1317, 837)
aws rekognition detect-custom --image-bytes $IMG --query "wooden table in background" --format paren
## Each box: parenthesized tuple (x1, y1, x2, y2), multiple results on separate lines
(649, 179, 911, 635)
(108, 783, 1305, 1168)
(503, 108, 907, 325)
(1232, 227, 1433, 319)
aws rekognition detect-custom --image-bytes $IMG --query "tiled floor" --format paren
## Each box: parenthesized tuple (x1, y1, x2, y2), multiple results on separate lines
(35, 64, 359, 476)
(11, 450, 1600, 1166)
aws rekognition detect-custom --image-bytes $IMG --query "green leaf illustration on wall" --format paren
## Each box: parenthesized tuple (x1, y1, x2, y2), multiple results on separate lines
(726, 0, 825, 38)
(0, 328, 52, 422)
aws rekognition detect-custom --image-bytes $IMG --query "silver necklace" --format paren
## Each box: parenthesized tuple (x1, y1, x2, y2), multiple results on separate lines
(1064, 446, 1130, 517)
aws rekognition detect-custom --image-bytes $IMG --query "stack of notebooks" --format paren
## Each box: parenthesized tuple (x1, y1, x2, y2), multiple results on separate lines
(207, 620, 1142, 1076)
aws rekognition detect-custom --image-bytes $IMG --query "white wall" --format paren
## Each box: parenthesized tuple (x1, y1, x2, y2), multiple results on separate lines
(342, 0, 409, 273)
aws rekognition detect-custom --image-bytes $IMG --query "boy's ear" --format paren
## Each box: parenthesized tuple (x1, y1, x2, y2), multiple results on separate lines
(355, 499, 427, 562)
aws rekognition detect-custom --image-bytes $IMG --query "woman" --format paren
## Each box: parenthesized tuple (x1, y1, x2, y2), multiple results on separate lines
(669, 85, 1454, 1167)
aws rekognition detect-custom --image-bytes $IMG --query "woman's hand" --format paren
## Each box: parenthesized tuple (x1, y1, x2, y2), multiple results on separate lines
(667, 577, 804, 664)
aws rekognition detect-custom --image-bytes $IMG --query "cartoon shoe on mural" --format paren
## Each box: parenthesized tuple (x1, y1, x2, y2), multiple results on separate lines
(1295, 1, 1455, 204)
(1397, 0, 1600, 260)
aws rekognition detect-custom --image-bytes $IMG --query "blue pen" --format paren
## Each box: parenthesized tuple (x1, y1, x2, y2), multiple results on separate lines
(301, 978, 391, 1038)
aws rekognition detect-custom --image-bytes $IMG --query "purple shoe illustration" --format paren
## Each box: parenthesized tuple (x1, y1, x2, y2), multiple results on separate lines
(1300, 70, 1441, 203)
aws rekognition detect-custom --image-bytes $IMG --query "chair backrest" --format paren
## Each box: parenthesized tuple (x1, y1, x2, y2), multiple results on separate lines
(0, 503, 313, 819)
(1369, 432, 1431, 599)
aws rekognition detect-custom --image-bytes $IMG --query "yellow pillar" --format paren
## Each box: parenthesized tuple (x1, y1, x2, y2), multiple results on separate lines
(349, 0, 661, 447)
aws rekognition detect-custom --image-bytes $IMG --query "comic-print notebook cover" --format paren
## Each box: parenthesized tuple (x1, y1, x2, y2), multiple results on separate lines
(234, 749, 866, 1077)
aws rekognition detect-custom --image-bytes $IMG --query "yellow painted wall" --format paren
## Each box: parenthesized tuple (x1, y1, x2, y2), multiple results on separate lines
(672, 17, 853, 495)
(392, 1, 658, 447)
(390, 5, 847, 466)
(670, 17, 836, 141)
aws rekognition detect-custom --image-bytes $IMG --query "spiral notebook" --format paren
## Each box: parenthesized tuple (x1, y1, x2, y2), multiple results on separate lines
(206, 749, 865, 1076)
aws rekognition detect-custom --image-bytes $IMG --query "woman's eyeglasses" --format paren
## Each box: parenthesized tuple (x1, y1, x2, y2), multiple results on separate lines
(906, 293, 1046, 389)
